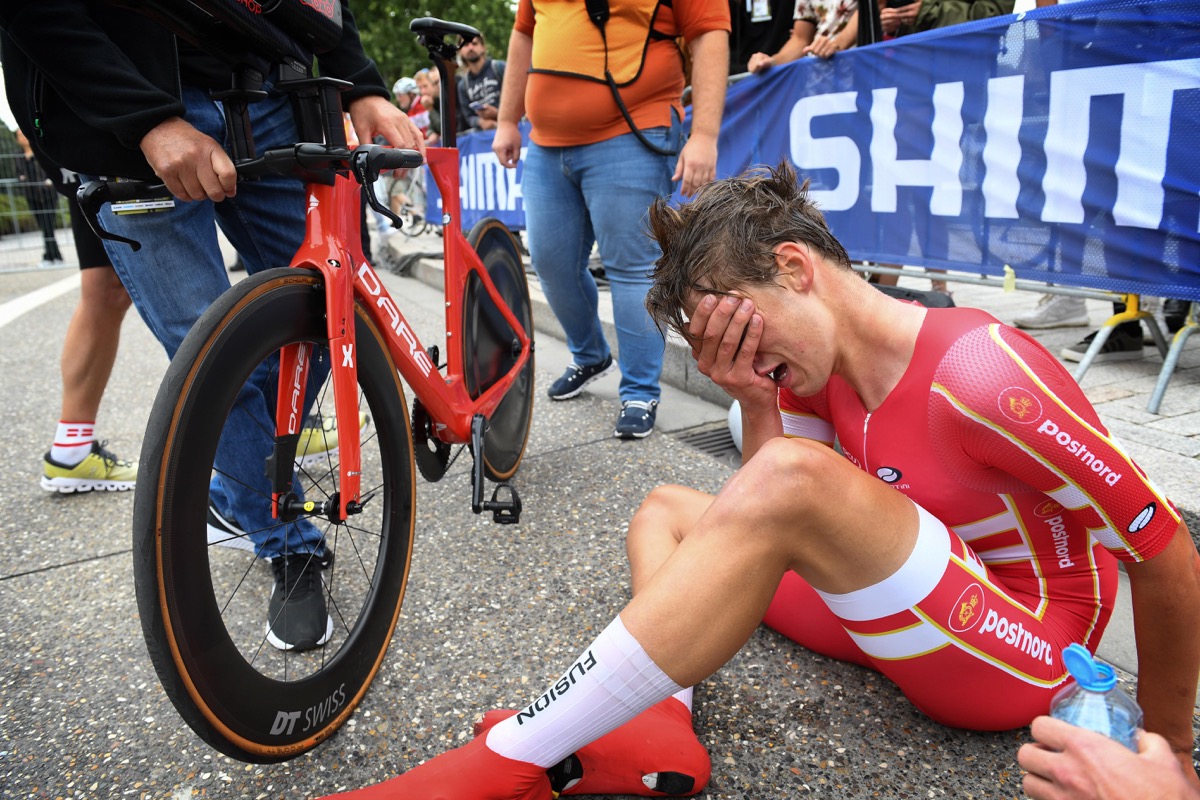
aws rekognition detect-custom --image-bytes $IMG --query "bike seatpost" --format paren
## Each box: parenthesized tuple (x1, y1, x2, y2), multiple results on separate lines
(411, 17, 483, 151)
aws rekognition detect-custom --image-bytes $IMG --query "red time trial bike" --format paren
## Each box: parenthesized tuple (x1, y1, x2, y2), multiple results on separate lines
(82, 14, 534, 763)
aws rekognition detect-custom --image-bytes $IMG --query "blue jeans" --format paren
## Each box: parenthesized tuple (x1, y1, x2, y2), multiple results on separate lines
(97, 84, 325, 558)
(522, 122, 682, 402)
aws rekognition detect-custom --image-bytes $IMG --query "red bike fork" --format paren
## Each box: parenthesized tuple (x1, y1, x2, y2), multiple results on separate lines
(272, 178, 363, 522)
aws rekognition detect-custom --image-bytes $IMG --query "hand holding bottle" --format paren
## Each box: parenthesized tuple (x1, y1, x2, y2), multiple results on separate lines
(1019, 644, 1199, 799)
(1019, 716, 1198, 800)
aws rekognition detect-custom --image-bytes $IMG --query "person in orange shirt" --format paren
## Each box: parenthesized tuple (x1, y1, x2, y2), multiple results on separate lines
(491, 0, 730, 439)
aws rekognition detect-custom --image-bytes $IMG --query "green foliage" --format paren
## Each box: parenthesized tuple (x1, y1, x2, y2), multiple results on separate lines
(352, 1, 518, 89)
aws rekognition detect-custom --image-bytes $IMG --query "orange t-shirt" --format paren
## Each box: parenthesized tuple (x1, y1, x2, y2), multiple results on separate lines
(515, 0, 729, 147)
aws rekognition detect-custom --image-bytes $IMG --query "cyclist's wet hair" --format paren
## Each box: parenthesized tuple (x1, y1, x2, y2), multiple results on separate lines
(646, 160, 852, 341)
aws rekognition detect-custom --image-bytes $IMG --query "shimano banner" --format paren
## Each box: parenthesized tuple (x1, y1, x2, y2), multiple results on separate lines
(718, 0, 1200, 300)
(432, 0, 1199, 300)
(425, 122, 529, 231)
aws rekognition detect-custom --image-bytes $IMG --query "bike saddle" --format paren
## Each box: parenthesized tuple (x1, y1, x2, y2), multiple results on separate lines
(409, 17, 481, 42)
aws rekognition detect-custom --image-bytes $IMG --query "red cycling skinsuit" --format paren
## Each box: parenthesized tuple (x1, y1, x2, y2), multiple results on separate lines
(765, 306, 1180, 730)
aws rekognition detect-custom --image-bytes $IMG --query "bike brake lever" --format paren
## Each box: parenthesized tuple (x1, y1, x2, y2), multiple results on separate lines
(76, 180, 171, 252)
(352, 146, 424, 230)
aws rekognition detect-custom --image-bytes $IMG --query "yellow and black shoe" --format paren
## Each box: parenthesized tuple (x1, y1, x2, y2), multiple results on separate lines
(41, 441, 137, 493)
(295, 412, 369, 469)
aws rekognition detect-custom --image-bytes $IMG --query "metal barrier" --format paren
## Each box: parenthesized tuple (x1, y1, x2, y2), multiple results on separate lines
(0, 153, 72, 273)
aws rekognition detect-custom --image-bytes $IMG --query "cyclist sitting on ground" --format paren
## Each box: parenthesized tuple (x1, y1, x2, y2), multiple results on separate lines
(1, 0, 425, 651)
(318, 161, 1200, 799)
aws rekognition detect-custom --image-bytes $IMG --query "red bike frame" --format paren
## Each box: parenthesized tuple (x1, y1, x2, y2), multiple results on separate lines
(274, 145, 532, 519)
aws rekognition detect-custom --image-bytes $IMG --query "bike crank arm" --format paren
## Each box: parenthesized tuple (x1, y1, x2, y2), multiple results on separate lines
(469, 414, 522, 524)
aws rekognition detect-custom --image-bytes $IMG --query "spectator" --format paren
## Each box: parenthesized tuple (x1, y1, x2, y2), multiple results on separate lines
(729, 0, 794, 75)
(1012, 291, 1091, 330)
(455, 32, 504, 134)
(910, 0, 1015, 31)
(28, 144, 137, 495)
(14, 127, 64, 266)
(1014, 0, 1183, 363)
(415, 67, 442, 144)
(492, 0, 730, 439)
(746, 0, 860, 71)
(879, 0, 924, 38)
(382, 77, 429, 223)
(867, 0, 1014, 296)
(393, 76, 430, 135)
(1, 1, 424, 651)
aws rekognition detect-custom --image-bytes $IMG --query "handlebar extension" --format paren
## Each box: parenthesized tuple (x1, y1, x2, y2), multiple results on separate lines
(77, 143, 424, 250)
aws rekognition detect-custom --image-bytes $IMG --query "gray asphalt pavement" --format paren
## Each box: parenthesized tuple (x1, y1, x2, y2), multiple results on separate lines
(1, 241, 1197, 800)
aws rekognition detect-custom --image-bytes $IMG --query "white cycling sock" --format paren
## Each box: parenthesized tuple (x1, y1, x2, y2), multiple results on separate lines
(50, 420, 95, 466)
(484, 615, 683, 767)
(672, 685, 694, 712)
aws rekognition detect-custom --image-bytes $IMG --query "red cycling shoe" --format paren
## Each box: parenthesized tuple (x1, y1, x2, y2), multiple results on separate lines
(475, 697, 710, 797)
(315, 733, 553, 800)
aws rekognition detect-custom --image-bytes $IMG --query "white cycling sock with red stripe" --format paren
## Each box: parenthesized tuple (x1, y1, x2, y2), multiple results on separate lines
(50, 420, 95, 466)
(484, 615, 683, 768)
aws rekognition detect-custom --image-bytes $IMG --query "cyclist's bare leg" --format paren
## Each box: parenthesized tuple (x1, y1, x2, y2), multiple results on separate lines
(328, 438, 920, 799)
(531, 485, 711, 794)
(468, 485, 714, 796)
(621, 438, 918, 685)
(626, 484, 712, 592)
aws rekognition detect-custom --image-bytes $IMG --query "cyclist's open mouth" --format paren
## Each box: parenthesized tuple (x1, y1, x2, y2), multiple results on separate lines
(757, 362, 789, 386)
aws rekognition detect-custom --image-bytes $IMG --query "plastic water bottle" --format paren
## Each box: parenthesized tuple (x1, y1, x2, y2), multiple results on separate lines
(1049, 643, 1142, 752)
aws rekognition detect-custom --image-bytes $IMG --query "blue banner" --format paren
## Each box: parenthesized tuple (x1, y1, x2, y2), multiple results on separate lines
(425, 122, 531, 231)
(427, 0, 1200, 301)
(719, 0, 1200, 300)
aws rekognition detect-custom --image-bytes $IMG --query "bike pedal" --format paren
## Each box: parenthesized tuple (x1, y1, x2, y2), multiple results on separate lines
(486, 483, 521, 524)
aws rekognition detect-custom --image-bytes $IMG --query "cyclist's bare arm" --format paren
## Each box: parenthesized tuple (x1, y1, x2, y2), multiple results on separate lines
(1126, 524, 1200, 787)
(492, 27, 531, 169)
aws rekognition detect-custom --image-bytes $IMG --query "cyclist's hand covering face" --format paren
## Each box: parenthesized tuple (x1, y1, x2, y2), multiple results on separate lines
(140, 117, 238, 203)
(348, 96, 427, 157)
(687, 292, 776, 414)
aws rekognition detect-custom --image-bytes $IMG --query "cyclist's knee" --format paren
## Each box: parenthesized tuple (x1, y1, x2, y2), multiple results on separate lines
(627, 484, 702, 548)
(700, 439, 847, 548)
(742, 437, 841, 505)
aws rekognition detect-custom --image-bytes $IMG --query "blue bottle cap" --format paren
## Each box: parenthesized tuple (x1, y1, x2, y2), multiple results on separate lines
(1062, 643, 1117, 692)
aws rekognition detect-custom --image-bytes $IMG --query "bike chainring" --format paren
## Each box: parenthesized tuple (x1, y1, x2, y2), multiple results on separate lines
(411, 399, 451, 482)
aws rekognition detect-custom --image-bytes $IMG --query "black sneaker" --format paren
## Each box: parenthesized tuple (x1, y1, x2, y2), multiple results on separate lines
(207, 501, 257, 554)
(267, 554, 333, 651)
(547, 355, 615, 400)
(614, 400, 658, 439)
(1060, 328, 1145, 363)
(1164, 298, 1190, 334)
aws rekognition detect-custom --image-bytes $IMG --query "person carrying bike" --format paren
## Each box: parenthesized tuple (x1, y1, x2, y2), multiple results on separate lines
(1, 0, 425, 651)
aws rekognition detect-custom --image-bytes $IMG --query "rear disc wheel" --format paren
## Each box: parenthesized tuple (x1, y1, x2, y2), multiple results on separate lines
(463, 219, 535, 482)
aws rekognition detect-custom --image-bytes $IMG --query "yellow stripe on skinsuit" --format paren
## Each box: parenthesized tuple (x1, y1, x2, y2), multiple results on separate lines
(987, 324, 1178, 555)
(912, 606, 1069, 688)
(930, 382, 1139, 558)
